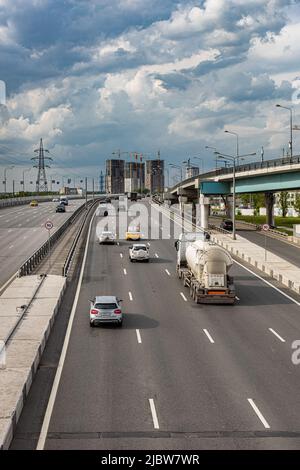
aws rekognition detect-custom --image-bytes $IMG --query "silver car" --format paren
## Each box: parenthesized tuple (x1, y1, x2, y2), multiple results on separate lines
(89, 296, 123, 327)
(98, 230, 116, 244)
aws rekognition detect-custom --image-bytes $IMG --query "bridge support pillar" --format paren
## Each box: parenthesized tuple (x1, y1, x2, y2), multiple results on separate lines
(191, 201, 197, 230)
(178, 195, 188, 219)
(199, 194, 210, 230)
(225, 196, 233, 219)
(265, 192, 275, 227)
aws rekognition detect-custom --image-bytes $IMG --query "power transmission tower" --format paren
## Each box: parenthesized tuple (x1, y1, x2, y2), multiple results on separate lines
(31, 138, 52, 193)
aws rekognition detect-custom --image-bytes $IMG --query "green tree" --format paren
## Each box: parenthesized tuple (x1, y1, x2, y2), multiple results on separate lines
(279, 191, 289, 217)
(293, 193, 300, 216)
(252, 193, 265, 216)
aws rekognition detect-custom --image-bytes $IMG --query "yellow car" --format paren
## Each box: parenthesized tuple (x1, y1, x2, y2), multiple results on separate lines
(125, 231, 141, 241)
(30, 200, 38, 207)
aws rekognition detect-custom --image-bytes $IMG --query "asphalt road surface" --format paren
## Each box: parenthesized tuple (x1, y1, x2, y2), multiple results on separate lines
(10, 200, 300, 450)
(0, 199, 85, 289)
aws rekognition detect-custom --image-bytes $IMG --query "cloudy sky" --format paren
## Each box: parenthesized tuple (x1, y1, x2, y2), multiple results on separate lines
(0, 0, 300, 188)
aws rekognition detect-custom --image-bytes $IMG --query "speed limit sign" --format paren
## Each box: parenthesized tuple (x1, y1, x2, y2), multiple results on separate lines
(45, 220, 53, 231)
(262, 224, 269, 231)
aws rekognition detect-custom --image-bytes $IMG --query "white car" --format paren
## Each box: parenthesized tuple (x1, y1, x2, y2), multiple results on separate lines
(99, 231, 116, 244)
(129, 244, 150, 262)
(90, 296, 123, 327)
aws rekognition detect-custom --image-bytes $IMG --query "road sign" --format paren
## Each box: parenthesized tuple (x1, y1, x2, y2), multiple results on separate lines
(45, 220, 53, 230)
(262, 224, 269, 231)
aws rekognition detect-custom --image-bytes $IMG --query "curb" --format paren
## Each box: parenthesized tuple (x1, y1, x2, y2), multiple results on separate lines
(212, 236, 300, 296)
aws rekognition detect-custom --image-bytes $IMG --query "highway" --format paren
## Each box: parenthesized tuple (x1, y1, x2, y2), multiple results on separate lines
(0, 199, 85, 289)
(11, 200, 300, 450)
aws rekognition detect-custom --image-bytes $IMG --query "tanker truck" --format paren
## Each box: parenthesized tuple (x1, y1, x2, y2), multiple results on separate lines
(174, 232, 235, 304)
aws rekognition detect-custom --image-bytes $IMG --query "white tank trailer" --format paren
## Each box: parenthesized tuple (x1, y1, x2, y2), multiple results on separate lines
(175, 232, 235, 304)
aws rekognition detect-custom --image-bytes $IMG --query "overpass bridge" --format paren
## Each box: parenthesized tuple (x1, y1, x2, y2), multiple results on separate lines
(166, 155, 300, 228)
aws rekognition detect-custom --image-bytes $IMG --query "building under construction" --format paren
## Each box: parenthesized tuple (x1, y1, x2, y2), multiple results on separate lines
(124, 161, 145, 193)
(145, 159, 164, 194)
(105, 159, 125, 194)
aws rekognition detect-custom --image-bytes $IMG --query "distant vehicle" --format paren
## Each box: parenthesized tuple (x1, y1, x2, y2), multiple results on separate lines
(105, 197, 111, 203)
(129, 244, 150, 262)
(126, 224, 141, 240)
(220, 220, 233, 231)
(98, 204, 108, 216)
(52, 197, 60, 202)
(98, 231, 116, 244)
(128, 192, 137, 201)
(56, 204, 66, 213)
(59, 196, 69, 206)
(89, 296, 123, 327)
(30, 200, 38, 207)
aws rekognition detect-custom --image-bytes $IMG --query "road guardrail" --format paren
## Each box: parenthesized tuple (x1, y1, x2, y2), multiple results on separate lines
(18, 202, 90, 276)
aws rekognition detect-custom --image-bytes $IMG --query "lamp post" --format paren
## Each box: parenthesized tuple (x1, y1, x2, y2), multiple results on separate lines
(22, 168, 31, 193)
(276, 104, 293, 158)
(214, 151, 256, 240)
(224, 130, 239, 166)
(169, 163, 183, 182)
(4, 166, 14, 195)
(192, 156, 204, 174)
(205, 146, 218, 168)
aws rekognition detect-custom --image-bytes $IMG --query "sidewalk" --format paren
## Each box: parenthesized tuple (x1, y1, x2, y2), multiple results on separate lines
(0, 274, 66, 449)
(210, 231, 300, 295)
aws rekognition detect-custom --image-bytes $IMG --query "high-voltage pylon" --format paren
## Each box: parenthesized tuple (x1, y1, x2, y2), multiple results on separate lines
(31, 138, 52, 193)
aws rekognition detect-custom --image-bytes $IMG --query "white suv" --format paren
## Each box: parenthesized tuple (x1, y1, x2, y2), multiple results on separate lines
(129, 244, 150, 262)
(90, 296, 123, 327)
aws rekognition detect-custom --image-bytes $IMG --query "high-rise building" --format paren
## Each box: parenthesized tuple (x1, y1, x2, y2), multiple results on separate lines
(105, 159, 125, 194)
(186, 166, 199, 179)
(145, 159, 164, 194)
(124, 161, 145, 193)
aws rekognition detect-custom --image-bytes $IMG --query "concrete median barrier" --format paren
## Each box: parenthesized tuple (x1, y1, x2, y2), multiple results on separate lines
(0, 275, 66, 450)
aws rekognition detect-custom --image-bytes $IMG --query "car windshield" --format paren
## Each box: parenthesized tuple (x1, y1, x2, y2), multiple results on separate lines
(134, 246, 147, 251)
(95, 303, 117, 309)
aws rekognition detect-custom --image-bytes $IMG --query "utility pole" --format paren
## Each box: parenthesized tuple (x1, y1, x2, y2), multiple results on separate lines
(85, 177, 88, 209)
(31, 138, 52, 194)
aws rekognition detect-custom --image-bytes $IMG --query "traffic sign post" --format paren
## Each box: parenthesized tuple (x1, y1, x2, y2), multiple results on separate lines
(262, 224, 269, 261)
(45, 221, 54, 269)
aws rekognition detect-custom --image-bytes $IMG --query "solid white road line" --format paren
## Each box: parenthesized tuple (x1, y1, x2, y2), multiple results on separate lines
(180, 292, 188, 302)
(123, 268, 127, 275)
(234, 259, 300, 307)
(203, 329, 215, 344)
(136, 329, 142, 344)
(155, 253, 159, 258)
(165, 269, 171, 276)
(120, 253, 123, 258)
(129, 291, 133, 301)
(149, 398, 159, 429)
(36, 209, 97, 450)
(269, 328, 286, 343)
(247, 398, 270, 429)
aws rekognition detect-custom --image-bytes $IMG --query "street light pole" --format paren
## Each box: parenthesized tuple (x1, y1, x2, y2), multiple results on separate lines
(215, 151, 256, 240)
(276, 104, 293, 158)
(225, 130, 239, 166)
(4, 166, 14, 196)
(22, 168, 31, 193)
(169, 163, 183, 182)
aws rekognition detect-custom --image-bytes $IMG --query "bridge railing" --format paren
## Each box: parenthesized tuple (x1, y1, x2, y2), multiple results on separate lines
(170, 154, 300, 192)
